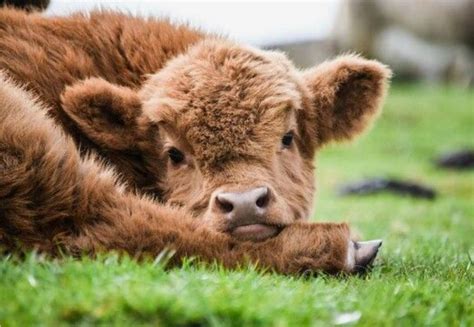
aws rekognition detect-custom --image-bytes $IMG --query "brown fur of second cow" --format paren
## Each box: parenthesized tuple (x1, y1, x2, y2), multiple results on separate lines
(0, 8, 391, 274)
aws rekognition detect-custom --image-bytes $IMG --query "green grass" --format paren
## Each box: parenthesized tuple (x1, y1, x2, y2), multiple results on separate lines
(1, 84, 473, 326)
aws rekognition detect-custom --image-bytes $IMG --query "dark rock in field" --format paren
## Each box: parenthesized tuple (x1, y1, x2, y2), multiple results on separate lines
(435, 149, 474, 170)
(338, 178, 437, 200)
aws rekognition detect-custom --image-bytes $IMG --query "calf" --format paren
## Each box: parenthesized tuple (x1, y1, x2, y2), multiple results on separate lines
(0, 9, 390, 274)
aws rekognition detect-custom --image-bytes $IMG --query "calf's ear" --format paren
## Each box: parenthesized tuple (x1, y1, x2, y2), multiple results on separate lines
(61, 78, 144, 151)
(301, 55, 391, 147)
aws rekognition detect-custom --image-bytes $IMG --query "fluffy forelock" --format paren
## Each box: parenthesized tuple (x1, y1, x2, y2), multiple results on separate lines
(142, 39, 303, 168)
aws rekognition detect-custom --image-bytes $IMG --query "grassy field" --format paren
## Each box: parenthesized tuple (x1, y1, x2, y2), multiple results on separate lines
(1, 85, 473, 326)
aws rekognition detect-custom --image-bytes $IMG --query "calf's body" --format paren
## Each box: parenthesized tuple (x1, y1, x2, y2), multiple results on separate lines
(0, 8, 390, 274)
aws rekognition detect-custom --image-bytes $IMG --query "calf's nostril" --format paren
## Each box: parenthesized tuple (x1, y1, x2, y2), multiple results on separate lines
(216, 195, 234, 214)
(256, 188, 270, 208)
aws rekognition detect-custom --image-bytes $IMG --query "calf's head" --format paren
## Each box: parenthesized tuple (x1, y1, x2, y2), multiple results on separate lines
(139, 40, 391, 241)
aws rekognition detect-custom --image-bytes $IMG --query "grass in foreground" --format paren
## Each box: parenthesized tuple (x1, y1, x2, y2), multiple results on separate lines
(1, 84, 473, 326)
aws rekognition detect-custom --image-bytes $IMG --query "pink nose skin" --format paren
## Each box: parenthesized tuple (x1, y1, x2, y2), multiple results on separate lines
(215, 187, 278, 241)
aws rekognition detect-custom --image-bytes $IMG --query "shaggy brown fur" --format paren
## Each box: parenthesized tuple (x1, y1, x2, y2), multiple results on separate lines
(0, 9, 391, 274)
(0, 8, 204, 195)
(0, 74, 351, 274)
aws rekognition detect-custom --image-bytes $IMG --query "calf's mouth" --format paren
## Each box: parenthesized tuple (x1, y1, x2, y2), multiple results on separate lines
(230, 223, 281, 242)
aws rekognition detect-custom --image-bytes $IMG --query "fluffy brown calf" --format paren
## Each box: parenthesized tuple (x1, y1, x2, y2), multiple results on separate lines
(0, 8, 390, 274)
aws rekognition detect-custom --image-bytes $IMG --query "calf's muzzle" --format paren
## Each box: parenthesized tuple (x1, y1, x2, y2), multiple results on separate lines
(213, 186, 279, 241)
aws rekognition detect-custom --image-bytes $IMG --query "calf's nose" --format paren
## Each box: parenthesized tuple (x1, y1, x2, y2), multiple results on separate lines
(215, 186, 270, 222)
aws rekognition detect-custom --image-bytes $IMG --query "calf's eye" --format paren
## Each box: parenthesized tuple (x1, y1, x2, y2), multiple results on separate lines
(168, 147, 185, 164)
(281, 131, 294, 148)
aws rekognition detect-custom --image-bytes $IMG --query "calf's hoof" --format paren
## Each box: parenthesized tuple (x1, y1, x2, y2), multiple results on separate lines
(346, 239, 383, 273)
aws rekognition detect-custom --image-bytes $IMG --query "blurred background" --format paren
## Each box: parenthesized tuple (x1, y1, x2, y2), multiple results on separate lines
(4, 0, 471, 86)
(40, 0, 474, 88)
